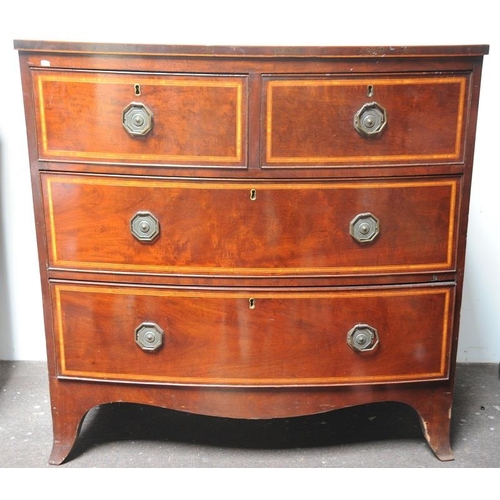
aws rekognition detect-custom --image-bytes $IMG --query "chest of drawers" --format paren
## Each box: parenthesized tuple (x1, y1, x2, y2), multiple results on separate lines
(15, 41, 488, 464)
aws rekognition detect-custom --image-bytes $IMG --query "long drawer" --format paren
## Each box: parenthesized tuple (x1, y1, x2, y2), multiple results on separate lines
(52, 282, 455, 386)
(31, 69, 247, 167)
(42, 174, 459, 277)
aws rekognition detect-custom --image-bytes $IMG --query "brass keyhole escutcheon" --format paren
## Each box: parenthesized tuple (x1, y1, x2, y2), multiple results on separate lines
(250, 189, 257, 201)
(134, 84, 141, 96)
(249, 298, 256, 309)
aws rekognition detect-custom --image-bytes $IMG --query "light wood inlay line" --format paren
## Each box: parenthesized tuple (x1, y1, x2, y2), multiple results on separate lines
(54, 283, 452, 385)
(35, 72, 246, 163)
(266, 76, 467, 163)
(45, 175, 459, 274)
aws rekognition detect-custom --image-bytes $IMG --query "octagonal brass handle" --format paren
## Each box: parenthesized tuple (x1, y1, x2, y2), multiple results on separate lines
(131, 211, 160, 242)
(135, 322, 164, 352)
(123, 102, 154, 136)
(347, 323, 379, 352)
(350, 212, 380, 243)
(354, 102, 387, 137)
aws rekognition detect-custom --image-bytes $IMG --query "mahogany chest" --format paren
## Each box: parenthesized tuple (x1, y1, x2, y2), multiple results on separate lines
(15, 41, 488, 464)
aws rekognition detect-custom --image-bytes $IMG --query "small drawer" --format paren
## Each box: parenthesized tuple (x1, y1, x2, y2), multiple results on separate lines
(42, 174, 459, 277)
(32, 69, 247, 167)
(52, 282, 455, 385)
(263, 74, 468, 167)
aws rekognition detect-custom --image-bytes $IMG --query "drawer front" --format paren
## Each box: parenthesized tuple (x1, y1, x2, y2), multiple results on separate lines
(263, 75, 467, 167)
(52, 282, 454, 385)
(32, 69, 247, 167)
(42, 174, 459, 276)
(43, 174, 459, 277)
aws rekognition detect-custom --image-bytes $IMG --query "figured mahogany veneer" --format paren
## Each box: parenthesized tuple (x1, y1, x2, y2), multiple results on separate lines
(32, 70, 247, 166)
(42, 174, 459, 276)
(53, 282, 454, 385)
(15, 41, 488, 464)
(264, 76, 467, 166)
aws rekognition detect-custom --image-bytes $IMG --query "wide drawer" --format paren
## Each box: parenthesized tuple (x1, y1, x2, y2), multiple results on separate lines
(43, 174, 459, 277)
(52, 282, 454, 385)
(31, 69, 247, 167)
(263, 75, 468, 167)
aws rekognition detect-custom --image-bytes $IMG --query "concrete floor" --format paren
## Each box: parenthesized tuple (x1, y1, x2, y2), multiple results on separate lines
(0, 361, 499, 468)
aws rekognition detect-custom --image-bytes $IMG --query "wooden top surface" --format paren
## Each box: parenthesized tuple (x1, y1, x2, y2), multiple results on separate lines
(13, 40, 489, 58)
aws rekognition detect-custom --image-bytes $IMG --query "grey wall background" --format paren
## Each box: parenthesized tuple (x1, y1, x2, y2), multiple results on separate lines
(0, 0, 498, 362)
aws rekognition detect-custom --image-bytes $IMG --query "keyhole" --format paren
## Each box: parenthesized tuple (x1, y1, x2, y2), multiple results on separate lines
(250, 189, 257, 201)
(367, 85, 374, 97)
(249, 298, 256, 309)
(134, 84, 141, 96)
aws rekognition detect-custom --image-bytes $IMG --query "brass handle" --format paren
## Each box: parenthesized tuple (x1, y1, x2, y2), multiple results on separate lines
(347, 324, 379, 352)
(135, 322, 164, 352)
(354, 102, 387, 137)
(123, 102, 154, 136)
(131, 211, 160, 242)
(350, 212, 380, 243)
